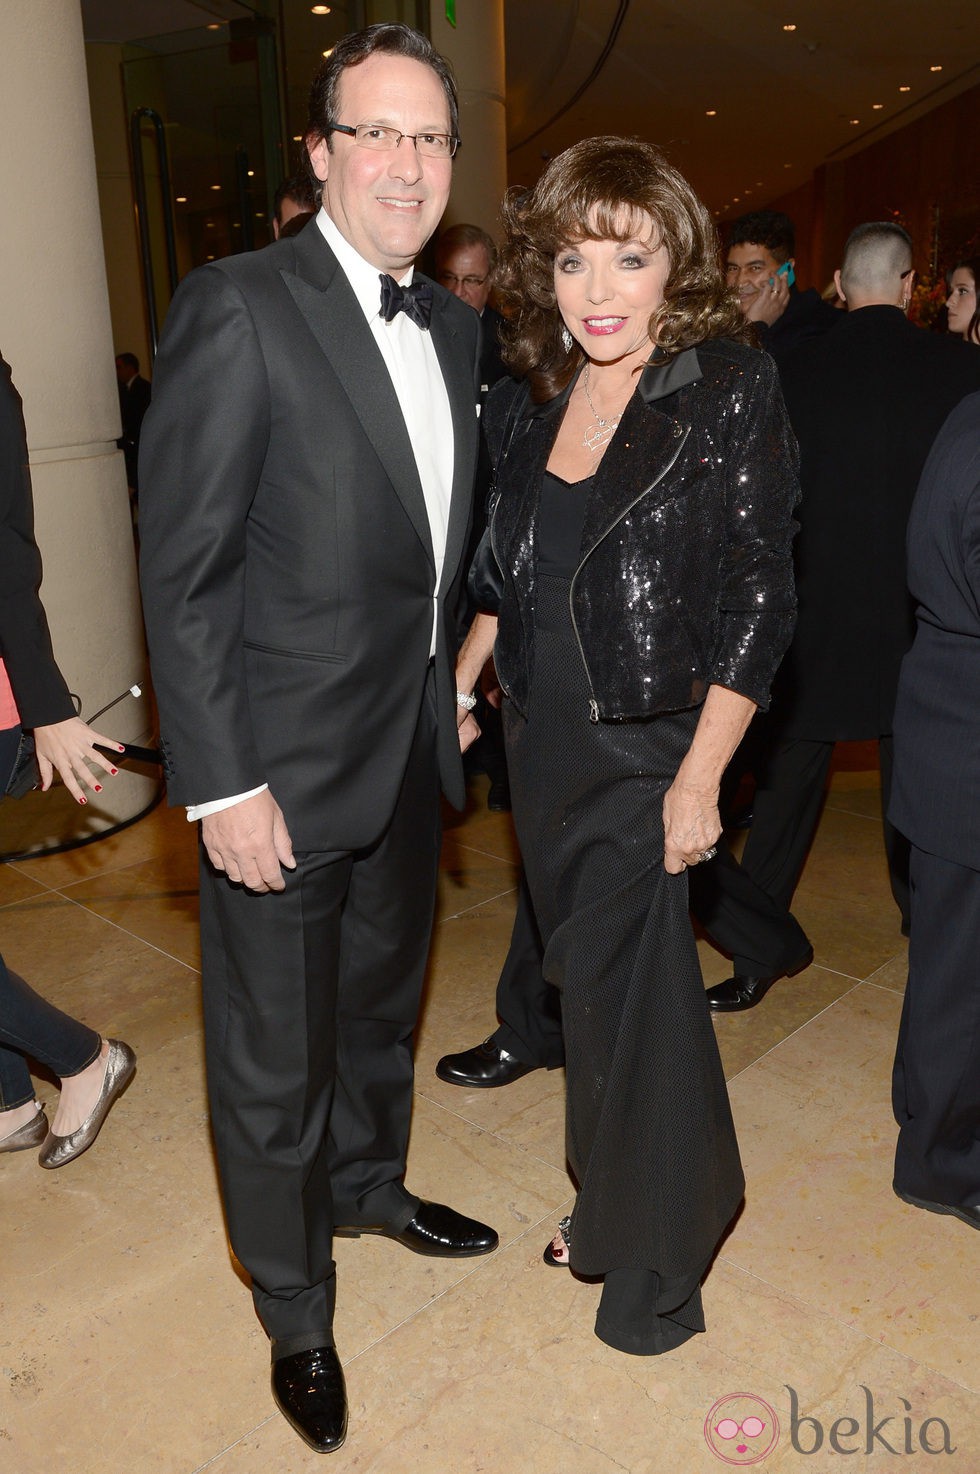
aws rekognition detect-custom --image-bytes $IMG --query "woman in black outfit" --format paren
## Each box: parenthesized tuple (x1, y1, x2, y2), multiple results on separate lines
(0, 351, 135, 1167)
(455, 138, 800, 1354)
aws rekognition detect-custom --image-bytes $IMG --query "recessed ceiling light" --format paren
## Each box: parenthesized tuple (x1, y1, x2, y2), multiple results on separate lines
(247, 169, 255, 177)
(849, 118, 860, 125)
(930, 64, 942, 72)
(872, 102, 884, 110)
(733, 196, 740, 203)
(899, 84, 911, 92)
(210, 184, 221, 191)
(756, 181, 763, 186)
(292, 135, 302, 142)
(782, 23, 797, 31)
(705, 109, 717, 117)
(311, 4, 331, 12)
(783, 163, 792, 168)
(322, 48, 333, 58)
(206, 22, 221, 29)
(175, 195, 187, 203)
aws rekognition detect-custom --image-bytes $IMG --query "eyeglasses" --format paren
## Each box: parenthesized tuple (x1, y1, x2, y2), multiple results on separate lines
(437, 271, 489, 289)
(327, 122, 459, 158)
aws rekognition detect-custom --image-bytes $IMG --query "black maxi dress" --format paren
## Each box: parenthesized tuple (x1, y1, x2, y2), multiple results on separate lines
(503, 471, 745, 1355)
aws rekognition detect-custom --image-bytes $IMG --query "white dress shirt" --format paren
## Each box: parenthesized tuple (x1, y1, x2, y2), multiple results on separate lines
(188, 209, 456, 822)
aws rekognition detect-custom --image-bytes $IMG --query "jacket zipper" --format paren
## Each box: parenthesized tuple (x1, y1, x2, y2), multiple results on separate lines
(568, 424, 691, 721)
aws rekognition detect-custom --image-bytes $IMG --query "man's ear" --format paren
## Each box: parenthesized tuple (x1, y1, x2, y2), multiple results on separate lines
(307, 135, 330, 184)
(833, 268, 845, 303)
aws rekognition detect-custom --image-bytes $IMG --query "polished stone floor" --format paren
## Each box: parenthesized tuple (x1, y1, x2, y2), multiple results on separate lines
(1, 747, 977, 1472)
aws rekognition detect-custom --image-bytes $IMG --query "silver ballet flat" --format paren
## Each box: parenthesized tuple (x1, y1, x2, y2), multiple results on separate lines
(0, 1104, 48, 1154)
(38, 1040, 136, 1169)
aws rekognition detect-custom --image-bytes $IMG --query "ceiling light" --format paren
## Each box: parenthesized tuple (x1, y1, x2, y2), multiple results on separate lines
(247, 169, 255, 177)
(175, 195, 187, 203)
(705, 109, 717, 117)
(206, 22, 221, 29)
(782, 23, 797, 31)
(311, 4, 331, 11)
(849, 118, 860, 125)
(930, 64, 942, 72)
(783, 163, 792, 168)
(322, 48, 333, 58)
(292, 135, 302, 142)
(899, 84, 911, 92)
(210, 184, 221, 191)
(872, 102, 884, 110)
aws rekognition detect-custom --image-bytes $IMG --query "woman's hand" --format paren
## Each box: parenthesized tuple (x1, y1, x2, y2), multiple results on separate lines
(662, 778, 722, 874)
(32, 718, 126, 804)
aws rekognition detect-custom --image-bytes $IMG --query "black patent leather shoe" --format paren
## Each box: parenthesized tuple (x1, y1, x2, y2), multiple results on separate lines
(706, 947, 814, 1013)
(487, 778, 511, 812)
(271, 1345, 347, 1453)
(337, 1199, 498, 1257)
(435, 1037, 535, 1087)
(894, 1186, 980, 1231)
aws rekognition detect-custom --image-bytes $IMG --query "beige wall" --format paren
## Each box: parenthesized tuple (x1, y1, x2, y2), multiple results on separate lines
(0, 0, 159, 854)
(430, 1, 508, 243)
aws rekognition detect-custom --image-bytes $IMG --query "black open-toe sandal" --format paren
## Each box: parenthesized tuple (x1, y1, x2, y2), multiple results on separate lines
(543, 1214, 572, 1267)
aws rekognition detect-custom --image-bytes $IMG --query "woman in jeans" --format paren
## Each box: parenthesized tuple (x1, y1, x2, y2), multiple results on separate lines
(0, 350, 135, 1167)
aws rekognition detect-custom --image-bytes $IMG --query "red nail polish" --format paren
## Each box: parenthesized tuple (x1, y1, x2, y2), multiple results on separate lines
(94, 785, 103, 792)
(78, 797, 87, 805)
(109, 768, 118, 776)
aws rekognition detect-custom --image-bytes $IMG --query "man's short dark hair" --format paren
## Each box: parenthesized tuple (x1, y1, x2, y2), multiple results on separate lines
(304, 22, 459, 179)
(729, 210, 796, 263)
(274, 174, 318, 225)
(116, 352, 139, 373)
(436, 223, 497, 273)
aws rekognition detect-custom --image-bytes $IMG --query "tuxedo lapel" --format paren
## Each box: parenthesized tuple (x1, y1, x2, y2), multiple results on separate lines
(427, 280, 479, 588)
(280, 229, 434, 564)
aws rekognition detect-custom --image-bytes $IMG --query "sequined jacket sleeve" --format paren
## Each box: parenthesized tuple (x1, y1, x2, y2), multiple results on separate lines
(703, 342, 800, 707)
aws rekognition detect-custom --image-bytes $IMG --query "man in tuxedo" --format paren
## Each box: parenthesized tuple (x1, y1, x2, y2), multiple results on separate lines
(138, 23, 495, 1455)
(890, 391, 980, 1231)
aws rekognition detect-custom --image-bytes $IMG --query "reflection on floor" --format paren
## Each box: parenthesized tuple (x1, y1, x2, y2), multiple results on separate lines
(2, 744, 977, 1473)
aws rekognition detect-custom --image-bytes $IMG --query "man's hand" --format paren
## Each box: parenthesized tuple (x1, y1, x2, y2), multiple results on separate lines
(743, 270, 790, 326)
(201, 789, 296, 893)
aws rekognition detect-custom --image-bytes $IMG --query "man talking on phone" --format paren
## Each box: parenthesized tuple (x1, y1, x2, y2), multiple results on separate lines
(725, 209, 837, 363)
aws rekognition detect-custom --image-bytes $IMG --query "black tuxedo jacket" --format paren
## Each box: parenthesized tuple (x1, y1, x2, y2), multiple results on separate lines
(0, 352, 74, 728)
(891, 392, 980, 869)
(138, 227, 481, 852)
(775, 307, 980, 740)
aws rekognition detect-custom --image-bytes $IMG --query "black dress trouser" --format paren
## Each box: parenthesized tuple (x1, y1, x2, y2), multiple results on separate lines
(199, 674, 441, 1351)
(893, 844, 980, 1208)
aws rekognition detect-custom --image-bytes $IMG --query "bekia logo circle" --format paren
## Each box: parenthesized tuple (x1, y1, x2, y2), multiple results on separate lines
(704, 1393, 780, 1465)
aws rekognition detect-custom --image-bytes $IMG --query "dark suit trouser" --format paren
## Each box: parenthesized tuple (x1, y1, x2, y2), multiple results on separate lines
(490, 840, 810, 1071)
(199, 677, 441, 1347)
(739, 734, 911, 930)
(893, 844, 980, 1207)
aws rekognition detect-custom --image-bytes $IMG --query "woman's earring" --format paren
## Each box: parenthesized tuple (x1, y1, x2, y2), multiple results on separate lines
(560, 325, 572, 352)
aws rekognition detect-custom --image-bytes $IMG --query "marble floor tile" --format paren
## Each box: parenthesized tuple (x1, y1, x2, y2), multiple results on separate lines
(0, 751, 972, 1474)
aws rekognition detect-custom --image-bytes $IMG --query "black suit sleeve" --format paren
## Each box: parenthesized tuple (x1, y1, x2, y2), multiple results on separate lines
(0, 353, 75, 728)
(138, 268, 271, 804)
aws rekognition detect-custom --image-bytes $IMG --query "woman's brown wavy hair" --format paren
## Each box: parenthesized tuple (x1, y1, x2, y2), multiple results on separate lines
(496, 136, 751, 401)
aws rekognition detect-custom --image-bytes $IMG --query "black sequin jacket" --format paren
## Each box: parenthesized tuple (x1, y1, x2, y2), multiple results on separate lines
(485, 338, 800, 721)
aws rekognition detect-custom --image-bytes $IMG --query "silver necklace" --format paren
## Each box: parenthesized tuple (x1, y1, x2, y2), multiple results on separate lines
(581, 362, 621, 453)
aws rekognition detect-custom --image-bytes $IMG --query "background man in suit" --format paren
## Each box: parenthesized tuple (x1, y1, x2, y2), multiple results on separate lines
(725, 209, 838, 364)
(138, 24, 496, 1455)
(890, 391, 980, 1232)
(435, 222, 506, 391)
(705, 223, 980, 1012)
(114, 351, 150, 496)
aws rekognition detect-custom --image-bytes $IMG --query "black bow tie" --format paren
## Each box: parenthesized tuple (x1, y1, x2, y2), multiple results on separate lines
(379, 274, 433, 330)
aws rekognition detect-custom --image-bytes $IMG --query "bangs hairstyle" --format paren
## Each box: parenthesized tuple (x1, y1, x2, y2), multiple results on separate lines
(947, 256, 980, 345)
(496, 136, 750, 401)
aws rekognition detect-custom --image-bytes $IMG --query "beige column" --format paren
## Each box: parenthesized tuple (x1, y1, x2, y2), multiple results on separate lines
(429, 1, 508, 239)
(0, 0, 159, 858)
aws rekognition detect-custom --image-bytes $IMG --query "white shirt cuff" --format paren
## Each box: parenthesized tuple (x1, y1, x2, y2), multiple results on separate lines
(186, 784, 268, 822)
